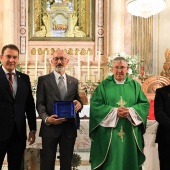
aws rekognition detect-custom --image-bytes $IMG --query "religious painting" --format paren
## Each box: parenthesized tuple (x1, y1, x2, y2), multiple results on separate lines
(28, 0, 95, 41)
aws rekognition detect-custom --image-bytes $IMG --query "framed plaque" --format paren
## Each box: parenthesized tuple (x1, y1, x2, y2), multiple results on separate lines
(54, 101, 75, 118)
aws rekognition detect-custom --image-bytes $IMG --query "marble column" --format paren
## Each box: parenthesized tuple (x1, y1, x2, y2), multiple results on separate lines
(2, 0, 15, 46)
(109, 0, 125, 54)
(0, 1, 3, 49)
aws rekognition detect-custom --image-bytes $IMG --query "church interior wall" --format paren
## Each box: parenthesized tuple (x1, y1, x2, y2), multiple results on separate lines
(0, 0, 170, 85)
(157, 1, 170, 75)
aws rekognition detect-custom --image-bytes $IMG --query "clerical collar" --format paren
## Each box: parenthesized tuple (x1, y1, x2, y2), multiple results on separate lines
(114, 78, 125, 84)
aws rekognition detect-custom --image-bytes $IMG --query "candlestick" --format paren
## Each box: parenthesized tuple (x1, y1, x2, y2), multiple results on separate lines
(25, 50, 28, 74)
(35, 49, 38, 81)
(141, 66, 145, 76)
(138, 58, 148, 83)
(87, 51, 90, 80)
(98, 51, 101, 81)
(44, 50, 47, 75)
(77, 51, 80, 80)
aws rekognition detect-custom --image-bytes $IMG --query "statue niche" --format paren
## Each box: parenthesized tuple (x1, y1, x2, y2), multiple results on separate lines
(34, 1, 86, 38)
(51, 14, 68, 37)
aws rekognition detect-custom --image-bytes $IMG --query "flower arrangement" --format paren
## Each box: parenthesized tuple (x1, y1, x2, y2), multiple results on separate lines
(83, 80, 98, 95)
(108, 51, 140, 76)
(31, 80, 37, 94)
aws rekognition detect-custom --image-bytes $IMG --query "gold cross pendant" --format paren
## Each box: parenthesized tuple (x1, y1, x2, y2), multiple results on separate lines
(117, 96, 127, 107)
(117, 126, 125, 142)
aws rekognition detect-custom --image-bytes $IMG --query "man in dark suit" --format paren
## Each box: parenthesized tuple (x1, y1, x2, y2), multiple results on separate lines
(36, 50, 83, 170)
(154, 85, 170, 170)
(0, 44, 36, 170)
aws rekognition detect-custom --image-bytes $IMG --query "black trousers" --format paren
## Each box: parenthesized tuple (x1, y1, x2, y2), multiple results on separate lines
(0, 124, 26, 170)
(158, 143, 170, 170)
(40, 133, 76, 170)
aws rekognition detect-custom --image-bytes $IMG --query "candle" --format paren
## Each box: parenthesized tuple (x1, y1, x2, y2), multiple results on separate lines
(141, 66, 145, 76)
(98, 51, 101, 81)
(44, 50, 47, 75)
(87, 51, 90, 80)
(35, 49, 38, 80)
(25, 50, 28, 74)
(77, 51, 80, 80)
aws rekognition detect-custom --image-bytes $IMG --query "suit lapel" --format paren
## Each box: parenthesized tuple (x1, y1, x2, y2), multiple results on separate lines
(66, 74, 72, 99)
(14, 71, 22, 99)
(48, 73, 74, 101)
(48, 72, 61, 100)
(0, 67, 14, 99)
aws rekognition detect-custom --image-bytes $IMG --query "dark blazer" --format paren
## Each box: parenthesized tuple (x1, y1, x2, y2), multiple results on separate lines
(0, 66, 36, 141)
(154, 85, 170, 144)
(36, 72, 83, 138)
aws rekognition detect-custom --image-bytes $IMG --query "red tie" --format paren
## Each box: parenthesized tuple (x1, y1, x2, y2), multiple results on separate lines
(8, 73, 13, 93)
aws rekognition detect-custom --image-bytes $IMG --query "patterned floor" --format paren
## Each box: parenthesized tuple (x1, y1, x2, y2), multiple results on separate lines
(2, 164, 91, 170)
(2, 152, 91, 170)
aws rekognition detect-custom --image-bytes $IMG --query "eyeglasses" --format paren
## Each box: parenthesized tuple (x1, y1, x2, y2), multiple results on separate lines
(112, 66, 127, 70)
(53, 56, 66, 61)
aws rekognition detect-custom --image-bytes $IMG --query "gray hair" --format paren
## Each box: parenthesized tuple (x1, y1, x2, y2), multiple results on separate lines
(113, 57, 128, 66)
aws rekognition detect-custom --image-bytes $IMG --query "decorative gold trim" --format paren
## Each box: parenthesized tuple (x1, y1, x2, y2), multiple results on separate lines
(28, 0, 95, 41)
(117, 126, 125, 142)
(30, 48, 93, 55)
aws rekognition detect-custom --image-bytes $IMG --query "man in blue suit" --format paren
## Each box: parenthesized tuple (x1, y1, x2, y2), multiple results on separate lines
(0, 44, 36, 170)
(36, 50, 83, 170)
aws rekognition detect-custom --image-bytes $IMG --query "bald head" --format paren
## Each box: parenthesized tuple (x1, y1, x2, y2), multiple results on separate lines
(53, 50, 67, 59)
(50, 49, 69, 74)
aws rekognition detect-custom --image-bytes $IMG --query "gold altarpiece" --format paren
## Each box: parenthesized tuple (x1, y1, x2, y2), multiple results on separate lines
(28, 0, 95, 41)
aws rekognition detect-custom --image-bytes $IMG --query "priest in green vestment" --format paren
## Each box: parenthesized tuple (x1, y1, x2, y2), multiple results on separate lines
(89, 57, 149, 170)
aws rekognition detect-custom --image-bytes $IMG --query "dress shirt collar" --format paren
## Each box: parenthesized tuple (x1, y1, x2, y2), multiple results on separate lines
(53, 70, 66, 80)
(2, 66, 16, 75)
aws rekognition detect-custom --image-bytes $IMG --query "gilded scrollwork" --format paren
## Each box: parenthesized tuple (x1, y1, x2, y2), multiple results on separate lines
(77, 0, 87, 34)
(29, 0, 94, 40)
(66, 13, 78, 37)
(74, 26, 86, 37)
(161, 48, 170, 79)
(30, 48, 93, 56)
(34, 26, 46, 37)
(34, 1, 41, 32)
(43, 13, 53, 37)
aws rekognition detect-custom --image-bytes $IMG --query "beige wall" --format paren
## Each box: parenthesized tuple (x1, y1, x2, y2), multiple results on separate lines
(0, 0, 170, 76)
(157, 2, 170, 74)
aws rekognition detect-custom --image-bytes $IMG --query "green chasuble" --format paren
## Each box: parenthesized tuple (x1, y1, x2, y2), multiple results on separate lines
(89, 75, 149, 170)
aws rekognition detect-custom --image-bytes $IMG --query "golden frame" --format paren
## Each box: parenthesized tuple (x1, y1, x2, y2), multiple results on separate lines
(28, 0, 95, 41)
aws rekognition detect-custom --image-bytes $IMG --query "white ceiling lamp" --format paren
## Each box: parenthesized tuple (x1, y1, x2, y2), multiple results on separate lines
(126, 0, 166, 18)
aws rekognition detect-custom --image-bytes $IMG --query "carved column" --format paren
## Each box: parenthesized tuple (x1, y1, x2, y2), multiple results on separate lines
(109, 0, 125, 54)
(2, 0, 15, 46)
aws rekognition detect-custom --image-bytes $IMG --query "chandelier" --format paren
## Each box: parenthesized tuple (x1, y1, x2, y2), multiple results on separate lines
(126, 0, 166, 18)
